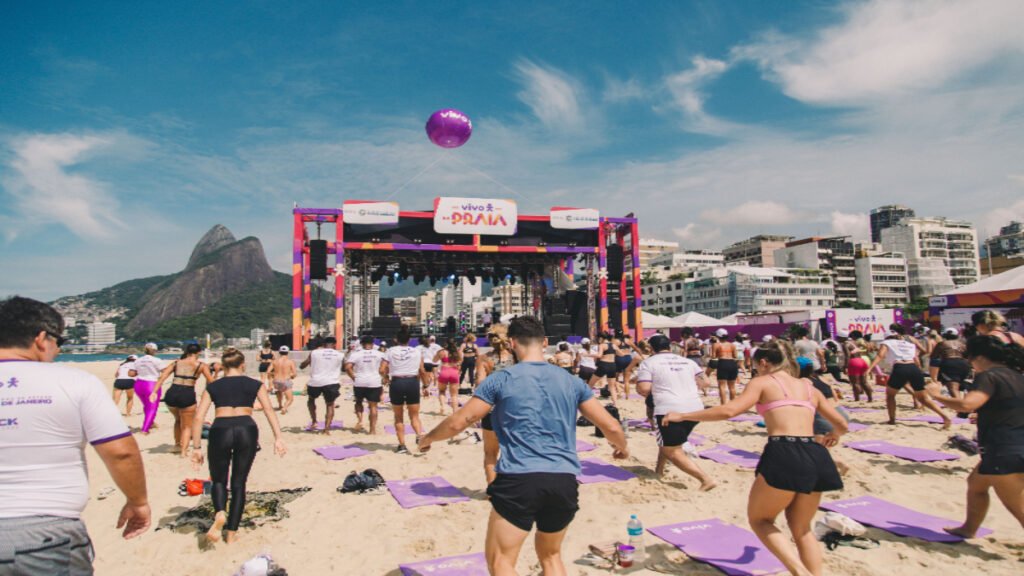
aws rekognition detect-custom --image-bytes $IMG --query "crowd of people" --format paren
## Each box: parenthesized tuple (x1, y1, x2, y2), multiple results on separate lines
(2, 294, 1023, 575)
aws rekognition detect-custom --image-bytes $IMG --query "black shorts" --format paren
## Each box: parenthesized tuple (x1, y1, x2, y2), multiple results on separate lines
(423, 364, 435, 373)
(308, 383, 341, 403)
(487, 473, 579, 533)
(938, 358, 971, 384)
(595, 361, 617, 378)
(353, 386, 383, 403)
(615, 355, 632, 371)
(390, 376, 420, 406)
(716, 359, 739, 381)
(979, 448, 1024, 475)
(655, 415, 697, 448)
(756, 436, 843, 494)
(481, 412, 493, 431)
(164, 384, 197, 408)
(258, 364, 270, 373)
(887, 363, 926, 391)
(114, 378, 135, 391)
(578, 366, 595, 381)
(707, 359, 719, 370)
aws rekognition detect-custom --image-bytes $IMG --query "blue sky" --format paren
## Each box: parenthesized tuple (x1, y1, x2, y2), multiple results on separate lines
(2, 1, 1023, 300)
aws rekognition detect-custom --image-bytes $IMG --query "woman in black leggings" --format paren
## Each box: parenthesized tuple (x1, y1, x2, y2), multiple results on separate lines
(191, 348, 286, 544)
(460, 333, 478, 388)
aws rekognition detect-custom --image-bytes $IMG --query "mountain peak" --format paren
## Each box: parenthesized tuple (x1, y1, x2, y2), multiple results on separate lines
(187, 225, 237, 269)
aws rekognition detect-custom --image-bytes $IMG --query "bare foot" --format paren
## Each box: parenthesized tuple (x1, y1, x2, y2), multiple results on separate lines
(885, 420, 896, 425)
(224, 529, 239, 544)
(206, 512, 226, 543)
(941, 419, 952, 431)
(699, 480, 718, 492)
(280, 408, 288, 415)
(944, 526, 976, 539)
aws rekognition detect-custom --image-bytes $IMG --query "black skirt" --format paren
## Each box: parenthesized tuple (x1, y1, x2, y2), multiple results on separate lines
(756, 436, 843, 494)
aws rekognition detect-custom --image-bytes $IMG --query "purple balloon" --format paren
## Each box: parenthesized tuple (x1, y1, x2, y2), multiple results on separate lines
(426, 108, 473, 148)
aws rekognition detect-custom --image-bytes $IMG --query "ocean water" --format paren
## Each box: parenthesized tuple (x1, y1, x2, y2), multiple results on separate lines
(56, 354, 182, 363)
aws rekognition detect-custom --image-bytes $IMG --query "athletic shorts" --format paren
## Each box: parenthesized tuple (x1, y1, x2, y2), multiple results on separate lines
(887, 363, 926, 392)
(595, 361, 617, 378)
(615, 355, 632, 371)
(487, 473, 579, 533)
(707, 359, 719, 370)
(655, 415, 697, 448)
(756, 436, 843, 494)
(353, 386, 383, 403)
(438, 366, 460, 385)
(578, 366, 595, 381)
(273, 379, 293, 392)
(716, 358, 739, 381)
(164, 384, 197, 409)
(980, 445, 1024, 475)
(308, 384, 341, 403)
(938, 358, 971, 384)
(846, 357, 869, 377)
(113, 378, 135, 391)
(0, 516, 94, 575)
(423, 364, 435, 373)
(389, 376, 420, 406)
(258, 364, 269, 373)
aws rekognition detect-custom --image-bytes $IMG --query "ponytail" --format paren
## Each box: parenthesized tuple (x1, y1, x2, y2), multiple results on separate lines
(752, 340, 800, 377)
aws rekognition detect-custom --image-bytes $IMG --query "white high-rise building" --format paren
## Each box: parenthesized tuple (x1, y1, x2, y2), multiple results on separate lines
(250, 328, 268, 347)
(684, 266, 835, 319)
(880, 217, 979, 299)
(640, 279, 688, 316)
(855, 252, 910, 308)
(491, 283, 528, 318)
(647, 250, 724, 281)
(86, 322, 116, 352)
(637, 238, 680, 268)
(346, 281, 380, 332)
(773, 237, 858, 303)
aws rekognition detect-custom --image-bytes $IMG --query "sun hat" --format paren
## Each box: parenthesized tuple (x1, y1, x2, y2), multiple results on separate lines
(942, 327, 959, 337)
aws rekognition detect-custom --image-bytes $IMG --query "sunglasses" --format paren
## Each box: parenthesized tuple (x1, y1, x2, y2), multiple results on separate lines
(45, 331, 66, 347)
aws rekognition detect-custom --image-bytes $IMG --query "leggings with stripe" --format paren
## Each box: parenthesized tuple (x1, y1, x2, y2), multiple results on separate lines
(208, 416, 259, 531)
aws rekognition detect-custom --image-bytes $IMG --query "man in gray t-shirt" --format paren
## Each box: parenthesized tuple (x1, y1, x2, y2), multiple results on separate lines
(793, 327, 825, 371)
(419, 316, 626, 575)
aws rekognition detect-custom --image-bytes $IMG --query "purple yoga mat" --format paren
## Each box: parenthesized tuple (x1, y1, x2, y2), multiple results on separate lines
(688, 433, 707, 446)
(577, 458, 637, 484)
(821, 495, 992, 543)
(399, 552, 488, 576)
(625, 418, 652, 429)
(576, 439, 596, 452)
(312, 445, 371, 461)
(304, 420, 344, 431)
(897, 415, 971, 425)
(728, 414, 762, 422)
(648, 518, 786, 576)
(845, 440, 959, 462)
(846, 422, 870, 433)
(698, 445, 760, 468)
(387, 476, 470, 509)
(385, 424, 415, 435)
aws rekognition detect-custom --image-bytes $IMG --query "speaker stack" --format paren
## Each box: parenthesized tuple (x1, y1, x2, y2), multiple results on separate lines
(309, 240, 328, 280)
(378, 298, 395, 316)
(369, 316, 402, 340)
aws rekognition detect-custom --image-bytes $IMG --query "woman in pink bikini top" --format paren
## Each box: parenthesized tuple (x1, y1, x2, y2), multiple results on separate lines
(662, 340, 848, 576)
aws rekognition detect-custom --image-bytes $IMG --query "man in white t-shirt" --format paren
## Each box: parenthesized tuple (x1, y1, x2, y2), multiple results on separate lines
(418, 335, 442, 394)
(0, 297, 150, 573)
(300, 336, 344, 434)
(635, 334, 716, 491)
(344, 335, 386, 434)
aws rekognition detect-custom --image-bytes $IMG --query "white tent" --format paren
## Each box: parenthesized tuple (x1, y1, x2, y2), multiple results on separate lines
(671, 311, 727, 327)
(642, 311, 684, 329)
(717, 313, 741, 325)
(942, 265, 1024, 296)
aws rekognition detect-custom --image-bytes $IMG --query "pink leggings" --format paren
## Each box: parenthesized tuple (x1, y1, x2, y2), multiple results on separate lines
(134, 379, 161, 432)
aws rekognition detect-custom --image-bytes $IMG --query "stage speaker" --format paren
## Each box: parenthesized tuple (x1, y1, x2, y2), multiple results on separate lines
(566, 290, 589, 336)
(379, 298, 395, 316)
(309, 240, 328, 280)
(544, 313, 572, 338)
(606, 245, 624, 282)
(268, 333, 291, 350)
(606, 299, 623, 332)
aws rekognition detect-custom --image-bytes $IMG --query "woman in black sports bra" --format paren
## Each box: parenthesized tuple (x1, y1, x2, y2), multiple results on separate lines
(460, 334, 479, 388)
(154, 343, 213, 458)
(191, 348, 286, 544)
(258, 343, 274, 391)
(589, 333, 623, 404)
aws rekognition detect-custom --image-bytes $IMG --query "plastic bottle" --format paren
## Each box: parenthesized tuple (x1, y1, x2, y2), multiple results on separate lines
(627, 514, 645, 562)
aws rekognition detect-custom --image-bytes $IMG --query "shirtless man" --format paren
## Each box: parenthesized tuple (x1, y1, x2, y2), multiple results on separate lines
(268, 346, 297, 414)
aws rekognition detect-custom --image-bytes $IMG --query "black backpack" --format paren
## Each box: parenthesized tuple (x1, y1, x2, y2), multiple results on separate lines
(594, 404, 621, 438)
(339, 468, 386, 493)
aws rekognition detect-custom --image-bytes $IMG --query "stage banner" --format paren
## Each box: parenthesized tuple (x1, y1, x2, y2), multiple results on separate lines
(550, 207, 600, 230)
(826, 309, 901, 338)
(343, 200, 399, 224)
(434, 197, 517, 235)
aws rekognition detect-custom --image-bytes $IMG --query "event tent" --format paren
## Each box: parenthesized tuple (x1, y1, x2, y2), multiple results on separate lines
(642, 311, 684, 329)
(671, 311, 727, 327)
(942, 265, 1024, 298)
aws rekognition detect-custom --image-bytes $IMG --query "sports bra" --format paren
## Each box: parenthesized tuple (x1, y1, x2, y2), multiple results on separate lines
(206, 376, 262, 408)
(440, 351, 459, 367)
(756, 374, 816, 417)
(259, 352, 273, 363)
(172, 361, 202, 384)
(463, 343, 477, 355)
(604, 343, 615, 355)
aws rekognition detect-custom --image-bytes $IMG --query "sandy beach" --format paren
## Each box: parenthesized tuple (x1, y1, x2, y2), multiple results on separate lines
(73, 360, 1023, 575)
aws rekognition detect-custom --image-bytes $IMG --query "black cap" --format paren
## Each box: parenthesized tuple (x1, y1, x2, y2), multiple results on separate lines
(649, 334, 671, 352)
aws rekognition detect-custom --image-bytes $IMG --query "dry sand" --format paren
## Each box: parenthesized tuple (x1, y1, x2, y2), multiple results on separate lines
(69, 360, 1023, 575)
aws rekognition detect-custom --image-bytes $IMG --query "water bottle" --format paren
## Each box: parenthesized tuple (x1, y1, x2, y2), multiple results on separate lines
(627, 514, 646, 562)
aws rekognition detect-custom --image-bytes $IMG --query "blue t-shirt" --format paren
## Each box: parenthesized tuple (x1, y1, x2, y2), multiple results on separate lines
(474, 361, 594, 475)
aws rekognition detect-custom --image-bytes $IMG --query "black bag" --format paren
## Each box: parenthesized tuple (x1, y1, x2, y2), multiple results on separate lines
(594, 404, 621, 438)
(576, 415, 594, 427)
(599, 385, 611, 398)
(339, 468, 386, 494)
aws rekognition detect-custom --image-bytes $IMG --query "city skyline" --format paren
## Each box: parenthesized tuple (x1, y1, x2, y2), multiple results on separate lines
(3, 1, 1024, 301)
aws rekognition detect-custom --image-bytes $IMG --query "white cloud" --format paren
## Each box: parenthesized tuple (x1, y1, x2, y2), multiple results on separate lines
(672, 223, 721, 249)
(981, 196, 1024, 238)
(700, 201, 809, 226)
(741, 0, 1024, 105)
(829, 211, 870, 243)
(664, 56, 740, 135)
(513, 60, 586, 133)
(2, 134, 124, 239)
(602, 75, 645, 104)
